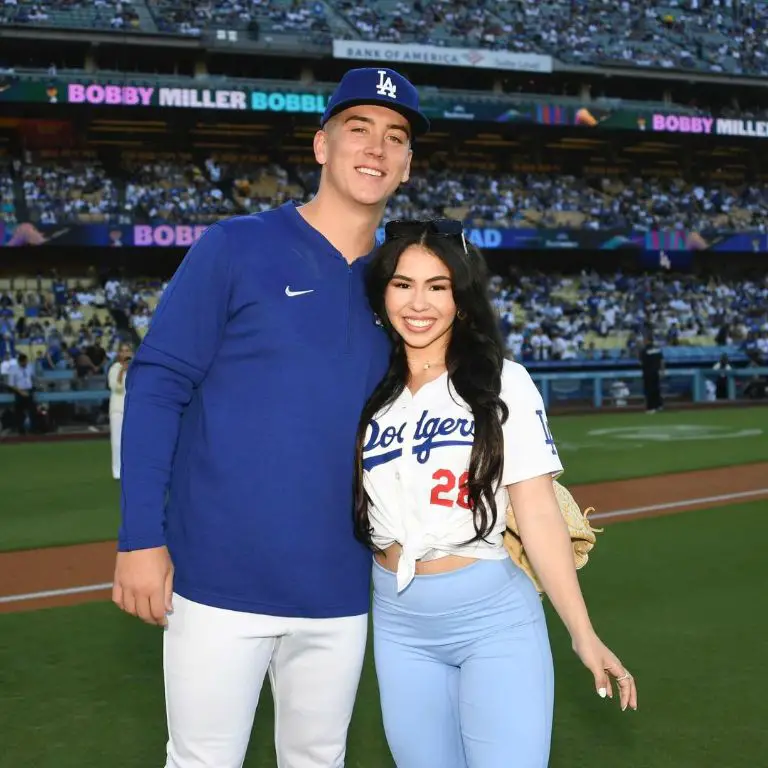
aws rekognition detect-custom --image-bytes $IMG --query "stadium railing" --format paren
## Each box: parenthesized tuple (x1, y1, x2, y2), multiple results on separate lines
(534, 367, 768, 409)
(2, 368, 766, 410)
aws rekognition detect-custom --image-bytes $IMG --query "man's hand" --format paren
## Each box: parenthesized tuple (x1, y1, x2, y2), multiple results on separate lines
(112, 546, 174, 627)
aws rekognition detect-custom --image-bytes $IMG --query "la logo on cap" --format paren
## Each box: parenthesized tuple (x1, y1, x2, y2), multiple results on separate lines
(375, 70, 397, 100)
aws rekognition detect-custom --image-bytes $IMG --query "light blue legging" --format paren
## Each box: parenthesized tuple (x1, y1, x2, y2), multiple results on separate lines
(372, 557, 554, 768)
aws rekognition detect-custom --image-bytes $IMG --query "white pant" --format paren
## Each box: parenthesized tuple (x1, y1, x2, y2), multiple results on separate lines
(109, 410, 123, 480)
(163, 593, 368, 768)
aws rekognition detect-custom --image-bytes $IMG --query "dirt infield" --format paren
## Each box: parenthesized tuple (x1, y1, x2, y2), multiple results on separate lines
(2, 462, 767, 615)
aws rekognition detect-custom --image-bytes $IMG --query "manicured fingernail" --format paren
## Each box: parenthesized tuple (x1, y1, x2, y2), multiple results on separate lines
(622, 704, 627, 711)
(598, 688, 607, 698)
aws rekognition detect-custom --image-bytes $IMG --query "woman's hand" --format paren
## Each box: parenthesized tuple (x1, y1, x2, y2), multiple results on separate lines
(572, 631, 638, 712)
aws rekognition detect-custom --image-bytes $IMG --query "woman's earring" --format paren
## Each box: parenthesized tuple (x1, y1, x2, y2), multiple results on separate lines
(374, 314, 383, 327)
(456, 309, 467, 321)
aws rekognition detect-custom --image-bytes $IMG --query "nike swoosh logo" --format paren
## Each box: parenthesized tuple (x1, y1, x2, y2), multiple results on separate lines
(285, 286, 315, 297)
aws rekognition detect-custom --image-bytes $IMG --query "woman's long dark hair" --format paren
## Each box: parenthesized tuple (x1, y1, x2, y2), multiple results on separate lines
(353, 227, 509, 549)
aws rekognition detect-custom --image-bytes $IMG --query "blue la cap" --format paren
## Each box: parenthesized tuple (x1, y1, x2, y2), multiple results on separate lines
(321, 67, 430, 137)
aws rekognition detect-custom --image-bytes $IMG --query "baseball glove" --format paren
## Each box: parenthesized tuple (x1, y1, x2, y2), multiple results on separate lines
(503, 478, 603, 593)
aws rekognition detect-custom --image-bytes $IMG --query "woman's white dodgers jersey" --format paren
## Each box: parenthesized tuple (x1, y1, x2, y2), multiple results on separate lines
(362, 359, 564, 592)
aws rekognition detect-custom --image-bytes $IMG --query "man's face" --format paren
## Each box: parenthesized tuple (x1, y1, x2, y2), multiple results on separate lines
(314, 104, 413, 209)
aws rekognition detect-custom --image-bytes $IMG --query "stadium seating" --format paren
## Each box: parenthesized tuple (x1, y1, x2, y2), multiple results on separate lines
(2, 267, 765, 429)
(327, 0, 768, 77)
(147, 0, 336, 42)
(490, 270, 768, 365)
(6, 150, 768, 232)
(21, 153, 121, 225)
(2, 271, 766, 375)
(3, 1, 768, 76)
(8, 152, 310, 227)
(327, 0, 508, 47)
(1, 0, 142, 32)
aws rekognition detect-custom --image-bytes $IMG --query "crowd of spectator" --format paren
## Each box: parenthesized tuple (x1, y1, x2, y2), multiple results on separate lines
(328, 0, 508, 48)
(21, 155, 121, 225)
(217, 158, 296, 215)
(147, 0, 332, 38)
(331, 0, 768, 77)
(122, 156, 237, 225)
(2, 267, 766, 433)
(326, 0, 768, 78)
(8, 152, 768, 233)
(490, 269, 768, 364)
(3, 269, 766, 371)
(0, 272, 139, 433)
(4, 0, 768, 77)
(5, 153, 303, 227)
(0, 271, 160, 428)
(0, 0, 140, 31)
(584, 177, 768, 233)
(0, 276, 121, 377)
(303, 166, 768, 233)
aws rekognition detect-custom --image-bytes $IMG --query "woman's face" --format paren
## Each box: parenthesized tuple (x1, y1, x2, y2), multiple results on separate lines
(384, 244, 457, 354)
(118, 344, 133, 361)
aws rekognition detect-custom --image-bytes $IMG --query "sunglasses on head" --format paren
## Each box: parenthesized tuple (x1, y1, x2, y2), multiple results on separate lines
(384, 218, 468, 254)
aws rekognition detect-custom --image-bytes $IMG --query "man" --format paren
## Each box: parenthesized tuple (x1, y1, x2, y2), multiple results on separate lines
(84, 338, 107, 373)
(0, 350, 18, 380)
(712, 352, 731, 400)
(112, 67, 429, 768)
(7, 353, 36, 434)
(639, 332, 664, 412)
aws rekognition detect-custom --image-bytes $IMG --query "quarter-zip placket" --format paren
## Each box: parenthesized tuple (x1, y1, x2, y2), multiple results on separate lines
(345, 261, 352, 352)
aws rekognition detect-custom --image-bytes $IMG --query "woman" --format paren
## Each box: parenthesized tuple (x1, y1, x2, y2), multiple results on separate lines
(354, 219, 637, 768)
(107, 341, 132, 480)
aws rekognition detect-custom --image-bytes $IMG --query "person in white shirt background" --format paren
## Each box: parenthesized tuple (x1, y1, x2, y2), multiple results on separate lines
(353, 219, 637, 768)
(1, 350, 18, 379)
(107, 342, 132, 480)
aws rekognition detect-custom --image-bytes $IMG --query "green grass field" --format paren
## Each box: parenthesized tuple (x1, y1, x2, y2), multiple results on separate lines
(0, 405, 767, 768)
(1, 406, 767, 552)
(1, 500, 765, 768)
